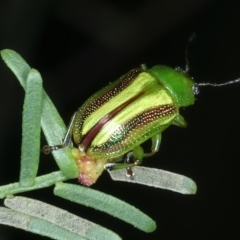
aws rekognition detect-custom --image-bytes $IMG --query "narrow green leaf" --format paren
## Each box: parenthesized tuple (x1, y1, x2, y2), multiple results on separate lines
(109, 166, 197, 194)
(20, 69, 43, 187)
(41, 92, 78, 178)
(0, 49, 78, 178)
(0, 207, 87, 240)
(5, 196, 121, 240)
(0, 49, 30, 88)
(54, 183, 156, 233)
(0, 171, 68, 199)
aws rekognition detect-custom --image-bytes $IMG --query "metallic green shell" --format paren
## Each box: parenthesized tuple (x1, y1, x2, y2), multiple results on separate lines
(73, 66, 191, 159)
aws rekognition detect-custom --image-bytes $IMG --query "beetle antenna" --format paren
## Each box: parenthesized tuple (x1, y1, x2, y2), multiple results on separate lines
(194, 78, 240, 95)
(198, 78, 240, 87)
(185, 33, 196, 73)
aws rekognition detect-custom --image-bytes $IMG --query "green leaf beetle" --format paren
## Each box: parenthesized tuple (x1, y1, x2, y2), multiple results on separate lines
(43, 63, 240, 186)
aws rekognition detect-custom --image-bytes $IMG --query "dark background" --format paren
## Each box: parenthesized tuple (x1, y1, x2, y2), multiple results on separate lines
(0, 0, 240, 239)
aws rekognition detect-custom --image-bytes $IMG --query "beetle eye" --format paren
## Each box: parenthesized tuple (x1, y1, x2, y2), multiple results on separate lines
(193, 84, 200, 95)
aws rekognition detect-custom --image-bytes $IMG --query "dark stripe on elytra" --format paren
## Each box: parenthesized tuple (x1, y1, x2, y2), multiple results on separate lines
(76, 68, 141, 139)
(91, 104, 176, 153)
(81, 92, 144, 150)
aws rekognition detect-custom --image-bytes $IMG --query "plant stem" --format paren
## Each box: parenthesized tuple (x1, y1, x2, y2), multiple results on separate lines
(0, 171, 70, 199)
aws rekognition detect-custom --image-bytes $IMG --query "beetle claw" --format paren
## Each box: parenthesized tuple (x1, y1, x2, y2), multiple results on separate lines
(126, 167, 135, 180)
(42, 145, 63, 154)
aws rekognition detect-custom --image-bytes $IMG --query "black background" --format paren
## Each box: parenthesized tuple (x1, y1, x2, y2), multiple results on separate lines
(0, 0, 240, 239)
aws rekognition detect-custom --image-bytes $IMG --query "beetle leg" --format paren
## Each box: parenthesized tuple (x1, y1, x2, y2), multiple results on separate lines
(124, 152, 135, 179)
(172, 113, 187, 127)
(124, 133, 162, 178)
(105, 151, 140, 169)
(105, 151, 140, 179)
(42, 112, 76, 154)
(104, 161, 138, 171)
(143, 133, 162, 157)
(105, 133, 162, 172)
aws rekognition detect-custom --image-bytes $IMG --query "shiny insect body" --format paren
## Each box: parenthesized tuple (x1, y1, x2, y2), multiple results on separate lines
(44, 64, 240, 186)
